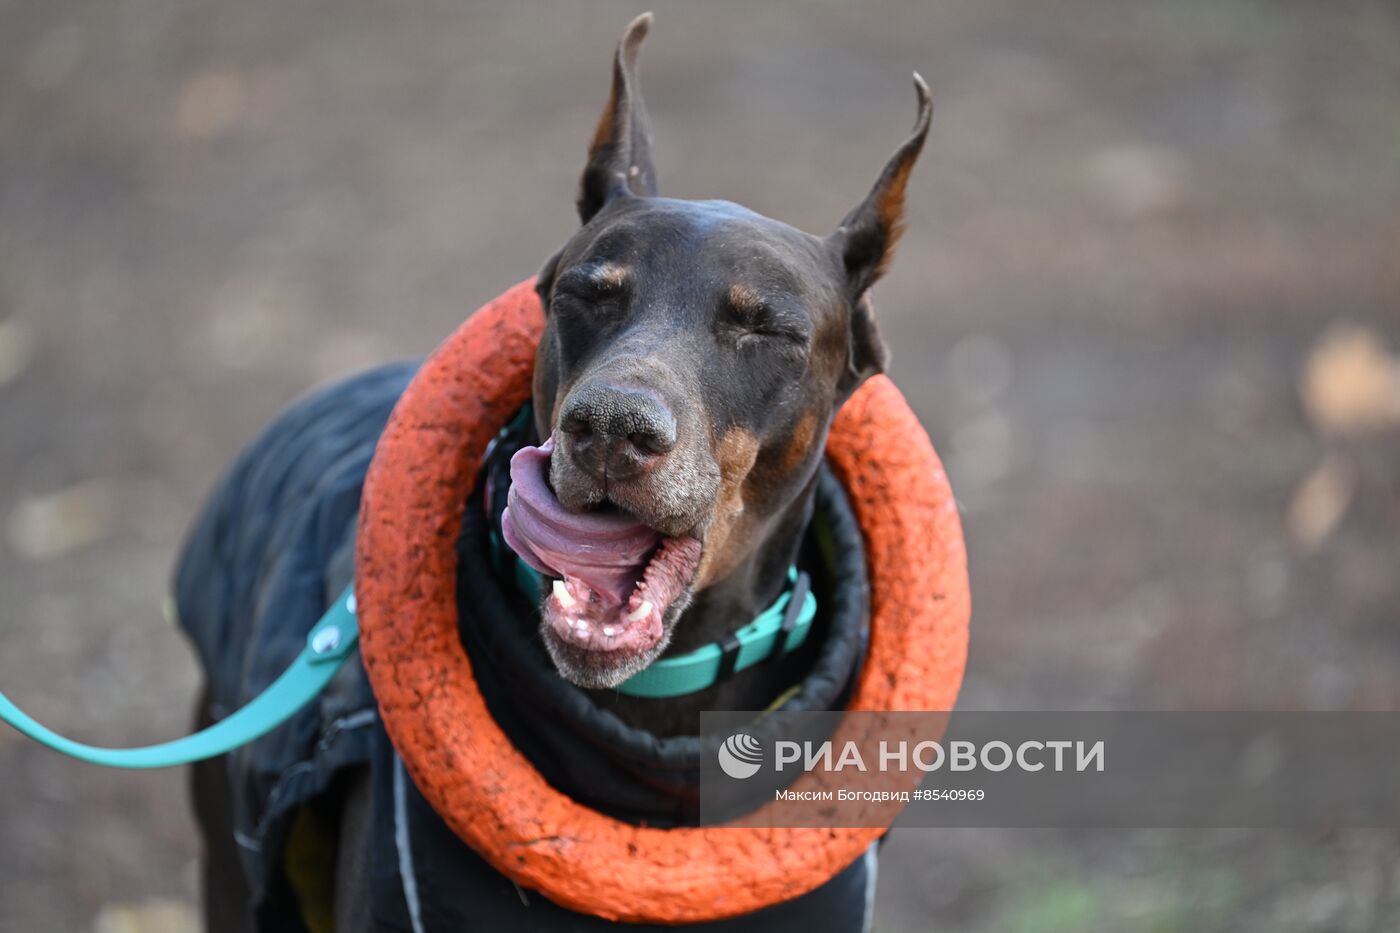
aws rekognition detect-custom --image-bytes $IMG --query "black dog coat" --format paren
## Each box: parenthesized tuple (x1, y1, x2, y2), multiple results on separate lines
(175, 363, 877, 932)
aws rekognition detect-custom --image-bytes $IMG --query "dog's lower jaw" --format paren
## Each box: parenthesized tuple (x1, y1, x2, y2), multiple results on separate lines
(584, 474, 819, 736)
(542, 591, 693, 689)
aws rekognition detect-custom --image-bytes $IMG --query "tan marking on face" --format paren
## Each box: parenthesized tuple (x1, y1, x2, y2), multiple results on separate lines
(727, 283, 765, 317)
(695, 427, 760, 588)
(778, 411, 819, 475)
(592, 263, 631, 291)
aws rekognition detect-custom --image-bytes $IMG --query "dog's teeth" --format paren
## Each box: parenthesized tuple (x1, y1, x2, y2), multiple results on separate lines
(552, 580, 576, 608)
(602, 625, 618, 637)
(624, 601, 652, 624)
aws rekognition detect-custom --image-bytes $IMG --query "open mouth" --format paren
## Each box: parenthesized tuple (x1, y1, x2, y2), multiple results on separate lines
(542, 535, 701, 654)
(500, 438, 703, 670)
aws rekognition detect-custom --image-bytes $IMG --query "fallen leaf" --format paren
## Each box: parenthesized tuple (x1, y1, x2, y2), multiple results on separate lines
(1299, 325, 1400, 435)
(6, 479, 119, 561)
(1287, 455, 1354, 551)
(93, 899, 198, 933)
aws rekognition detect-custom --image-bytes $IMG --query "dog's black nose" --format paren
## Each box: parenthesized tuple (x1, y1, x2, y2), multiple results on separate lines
(559, 382, 677, 481)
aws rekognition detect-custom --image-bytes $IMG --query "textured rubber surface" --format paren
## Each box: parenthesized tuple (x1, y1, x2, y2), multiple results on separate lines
(355, 279, 970, 924)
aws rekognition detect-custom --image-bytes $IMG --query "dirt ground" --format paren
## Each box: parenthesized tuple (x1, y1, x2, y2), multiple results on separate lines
(2, 2, 1399, 931)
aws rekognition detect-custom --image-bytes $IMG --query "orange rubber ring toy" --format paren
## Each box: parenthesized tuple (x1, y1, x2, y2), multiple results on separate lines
(355, 279, 970, 924)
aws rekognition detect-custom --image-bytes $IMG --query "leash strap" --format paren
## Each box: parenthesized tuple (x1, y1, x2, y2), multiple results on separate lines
(3, 563, 815, 765)
(0, 586, 359, 769)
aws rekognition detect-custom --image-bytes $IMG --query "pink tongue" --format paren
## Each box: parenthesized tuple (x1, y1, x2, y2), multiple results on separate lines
(501, 437, 662, 608)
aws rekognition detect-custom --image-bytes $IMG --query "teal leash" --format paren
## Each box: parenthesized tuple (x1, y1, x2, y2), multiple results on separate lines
(0, 585, 359, 769)
(1, 559, 815, 767)
(0, 569, 814, 766)
(2, 517, 817, 766)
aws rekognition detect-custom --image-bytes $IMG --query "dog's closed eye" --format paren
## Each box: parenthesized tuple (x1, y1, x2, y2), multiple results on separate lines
(724, 285, 810, 350)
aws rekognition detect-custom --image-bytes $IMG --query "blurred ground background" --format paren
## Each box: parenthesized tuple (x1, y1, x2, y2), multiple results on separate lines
(2, 1, 1399, 930)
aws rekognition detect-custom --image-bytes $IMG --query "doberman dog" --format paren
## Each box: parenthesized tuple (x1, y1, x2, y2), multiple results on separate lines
(191, 13, 930, 931)
(521, 11, 929, 735)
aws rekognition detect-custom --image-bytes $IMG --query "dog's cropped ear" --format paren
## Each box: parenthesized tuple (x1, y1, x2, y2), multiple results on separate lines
(843, 292, 888, 392)
(829, 73, 932, 388)
(578, 13, 659, 224)
(535, 250, 562, 311)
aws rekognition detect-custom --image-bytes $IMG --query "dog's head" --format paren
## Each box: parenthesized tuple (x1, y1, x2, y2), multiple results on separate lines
(529, 13, 931, 688)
